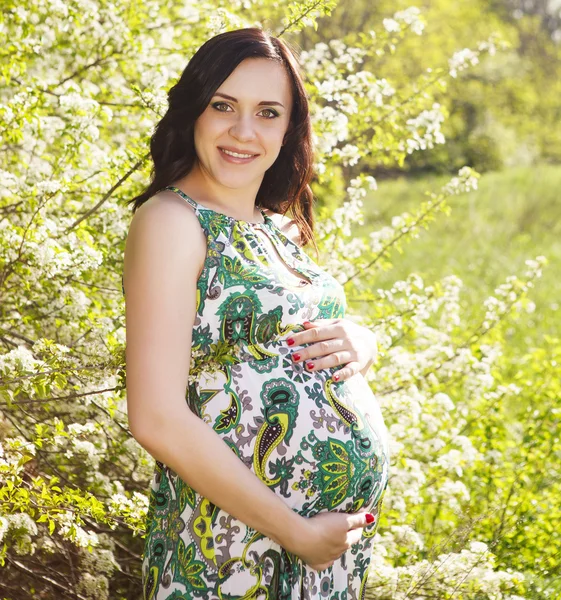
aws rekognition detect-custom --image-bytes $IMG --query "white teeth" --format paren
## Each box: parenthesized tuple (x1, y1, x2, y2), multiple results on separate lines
(220, 148, 256, 159)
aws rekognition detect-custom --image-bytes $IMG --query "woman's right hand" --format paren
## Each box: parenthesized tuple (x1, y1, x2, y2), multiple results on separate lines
(289, 510, 373, 572)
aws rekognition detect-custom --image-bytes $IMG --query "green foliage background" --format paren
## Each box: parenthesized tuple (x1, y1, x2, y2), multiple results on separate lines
(0, 0, 559, 598)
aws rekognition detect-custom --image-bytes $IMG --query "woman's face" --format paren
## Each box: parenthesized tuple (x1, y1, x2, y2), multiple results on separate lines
(193, 57, 293, 191)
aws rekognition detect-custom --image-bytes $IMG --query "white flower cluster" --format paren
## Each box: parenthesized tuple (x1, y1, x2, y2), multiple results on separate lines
(481, 257, 546, 330)
(59, 92, 99, 114)
(339, 238, 546, 593)
(368, 224, 397, 255)
(315, 77, 354, 105)
(383, 18, 401, 33)
(314, 180, 377, 281)
(436, 435, 481, 477)
(524, 255, 547, 280)
(311, 106, 350, 156)
(0, 516, 7, 543)
(27, 224, 104, 279)
(383, 7, 425, 36)
(438, 274, 463, 331)
(436, 479, 471, 509)
(335, 143, 362, 167)
(43, 417, 108, 471)
(67, 439, 100, 467)
(0, 512, 38, 555)
(299, 42, 331, 77)
(367, 538, 524, 598)
(301, 37, 399, 172)
(0, 169, 22, 197)
(346, 175, 378, 203)
(327, 39, 367, 71)
(35, 179, 65, 195)
(0, 437, 37, 477)
(107, 491, 149, 523)
(359, 280, 501, 521)
(355, 74, 396, 107)
(0, 345, 39, 376)
(441, 166, 480, 194)
(56, 510, 99, 549)
(379, 524, 425, 559)
(449, 47, 480, 78)
(81, 536, 118, 572)
(67, 421, 97, 436)
(207, 7, 247, 35)
(399, 102, 446, 154)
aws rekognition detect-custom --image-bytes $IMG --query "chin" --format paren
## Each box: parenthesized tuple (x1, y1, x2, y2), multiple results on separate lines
(212, 175, 259, 190)
(214, 166, 266, 184)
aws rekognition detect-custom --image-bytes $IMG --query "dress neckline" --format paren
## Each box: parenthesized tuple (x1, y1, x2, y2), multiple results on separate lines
(164, 185, 270, 227)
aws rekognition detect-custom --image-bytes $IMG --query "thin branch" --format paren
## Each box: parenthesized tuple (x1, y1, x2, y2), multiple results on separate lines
(276, 0, 327, 37)
(7, 557, 89, 600)
(64, 155, 149, 233)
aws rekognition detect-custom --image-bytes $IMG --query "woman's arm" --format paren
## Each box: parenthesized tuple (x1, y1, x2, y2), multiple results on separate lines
(123, 193, 304, 553)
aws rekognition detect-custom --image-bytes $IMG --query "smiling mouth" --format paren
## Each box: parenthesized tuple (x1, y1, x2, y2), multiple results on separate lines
(218, 147, 259, 159)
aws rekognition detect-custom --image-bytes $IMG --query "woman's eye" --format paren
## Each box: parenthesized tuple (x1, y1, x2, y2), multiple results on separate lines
(212, 102, 230, 112)
(211, 102, 278, 119)
(260, 108, 279, 119)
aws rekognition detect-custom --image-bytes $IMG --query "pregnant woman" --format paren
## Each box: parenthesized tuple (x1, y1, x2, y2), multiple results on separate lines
(123, 27, 390, 600)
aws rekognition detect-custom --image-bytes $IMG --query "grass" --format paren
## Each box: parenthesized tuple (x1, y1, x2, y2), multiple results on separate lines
(356, 163, 561, 352)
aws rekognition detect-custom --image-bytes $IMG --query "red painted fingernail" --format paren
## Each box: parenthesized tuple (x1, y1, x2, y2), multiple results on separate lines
(365, 513, 375, 524)
(292, 353, 301, 361)
(287, 338, 295, 346)
(333, 374, 340, 381)
(306, 362, 314, 369)
(303, 321, 311, 326)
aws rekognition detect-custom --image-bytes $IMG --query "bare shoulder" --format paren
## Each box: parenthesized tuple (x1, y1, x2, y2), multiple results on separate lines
(123, 191, 208, 441)
(128, 189, 204, 234)
(124, 190, 207, 289)
(262, 208, 302, 247)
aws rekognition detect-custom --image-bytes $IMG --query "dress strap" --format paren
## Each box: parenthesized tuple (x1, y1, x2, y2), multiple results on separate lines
(163, 185, 268, 225)
(163, 185, 200, 211)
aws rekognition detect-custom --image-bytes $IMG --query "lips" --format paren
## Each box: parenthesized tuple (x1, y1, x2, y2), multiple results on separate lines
(218, 148, 260, 165)
(218, 146, 260, 157)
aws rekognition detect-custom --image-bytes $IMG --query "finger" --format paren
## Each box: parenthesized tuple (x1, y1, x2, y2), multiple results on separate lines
(347, 511, 372, 530)
(346, 527, 364, 547)
(332, 361, 362, 382)
(292, 339, 347, 364)
(285, 322, 330, 347)
(286, 322, 341, 351)
(304, 350, 354, 373)
(303, 319, 339, 328)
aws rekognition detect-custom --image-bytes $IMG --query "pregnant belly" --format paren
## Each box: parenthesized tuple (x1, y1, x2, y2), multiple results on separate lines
(187, 345, 390, 581)
(190, 347, 390, 518)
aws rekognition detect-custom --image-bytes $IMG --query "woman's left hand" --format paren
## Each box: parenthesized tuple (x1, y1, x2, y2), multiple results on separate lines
(285, 318, 378, 382)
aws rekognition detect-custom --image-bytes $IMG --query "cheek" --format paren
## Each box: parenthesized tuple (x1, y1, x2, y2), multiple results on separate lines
(262, 125, 287, 150)
(194, 113, 223, 143)
(265, 145, 283, 165)
(269, 131, 285, 146)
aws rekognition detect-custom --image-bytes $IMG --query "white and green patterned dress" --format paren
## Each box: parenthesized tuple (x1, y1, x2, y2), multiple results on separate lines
(136, 185, 390, 600)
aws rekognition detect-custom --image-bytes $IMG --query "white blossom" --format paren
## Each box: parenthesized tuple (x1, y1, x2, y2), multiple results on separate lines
(449, 48, 480, 78)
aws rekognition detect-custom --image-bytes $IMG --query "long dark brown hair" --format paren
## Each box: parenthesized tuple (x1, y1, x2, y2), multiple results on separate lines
(128, 27, 317, 248)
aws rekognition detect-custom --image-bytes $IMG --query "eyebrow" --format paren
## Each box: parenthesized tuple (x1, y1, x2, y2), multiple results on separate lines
(213, 92, 285, 108)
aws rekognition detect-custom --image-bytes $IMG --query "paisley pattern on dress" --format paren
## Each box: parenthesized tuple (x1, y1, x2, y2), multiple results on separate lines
(132, 185, 390, 599)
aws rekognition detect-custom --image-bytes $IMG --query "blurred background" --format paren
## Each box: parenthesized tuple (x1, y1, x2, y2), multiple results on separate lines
(305, 0, 561, 357)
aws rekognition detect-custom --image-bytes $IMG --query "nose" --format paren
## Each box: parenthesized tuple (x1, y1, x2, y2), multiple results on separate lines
(229, 112, 257, 143)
